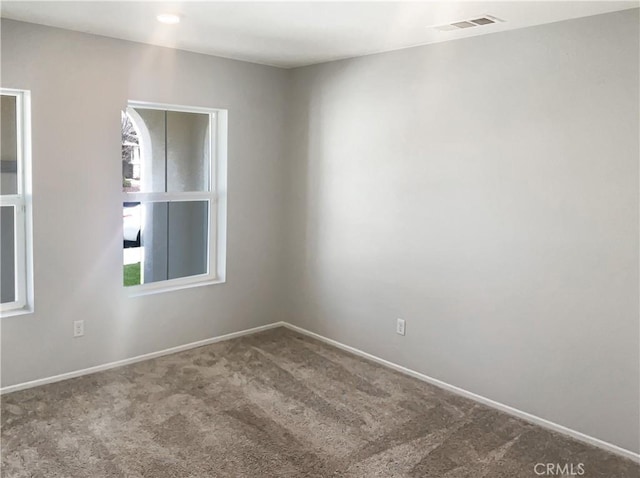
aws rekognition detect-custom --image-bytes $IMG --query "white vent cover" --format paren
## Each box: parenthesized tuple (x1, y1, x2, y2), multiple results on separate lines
(433, 15, 504, 32)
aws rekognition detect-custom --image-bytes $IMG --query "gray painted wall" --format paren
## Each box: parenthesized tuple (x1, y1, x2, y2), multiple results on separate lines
(0, 19, 289, 386)
(285, 9, 639, 453)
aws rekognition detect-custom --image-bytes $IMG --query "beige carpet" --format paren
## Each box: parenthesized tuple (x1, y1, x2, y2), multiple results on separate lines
(1, 327, 638, 477)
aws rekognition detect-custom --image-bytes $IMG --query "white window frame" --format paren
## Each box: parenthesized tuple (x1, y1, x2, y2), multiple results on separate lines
(0, 88, 33, 317)
(123, 101, 227, 296)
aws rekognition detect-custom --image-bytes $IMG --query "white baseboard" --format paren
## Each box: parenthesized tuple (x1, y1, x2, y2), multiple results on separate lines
(282, 323, 640, 463)
(0, 322, 285, 395)
(2, 319, 638, 463)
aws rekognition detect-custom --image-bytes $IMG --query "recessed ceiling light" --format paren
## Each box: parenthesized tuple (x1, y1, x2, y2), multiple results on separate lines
(157, 13, 181, 25)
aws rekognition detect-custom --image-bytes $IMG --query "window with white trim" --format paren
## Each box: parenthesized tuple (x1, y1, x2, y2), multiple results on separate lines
(1, 89, 32, 315)
(121, 102, 227, 294)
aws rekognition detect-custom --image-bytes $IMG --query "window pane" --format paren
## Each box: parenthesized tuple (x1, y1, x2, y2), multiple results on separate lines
(123, 201, 208, 287)
(167, 111, 210, 192)
(167, 201, 208, 279)
(1, 95, 18, 195)
(122, 113, 141, 193)
(123, 202, 143, 286)
(123, 108, 166, 193)
(1, 206, 16, 303)
(122, 108, 210, 194)
(140, 201, 167, 284)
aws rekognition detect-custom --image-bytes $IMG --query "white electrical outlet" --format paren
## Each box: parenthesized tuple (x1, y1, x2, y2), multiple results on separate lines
(73, 320, 84, 337)
(396, 318, 406, 336)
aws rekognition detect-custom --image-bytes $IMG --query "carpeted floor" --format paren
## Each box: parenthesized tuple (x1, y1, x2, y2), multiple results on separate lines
(1, 327, 638, 477)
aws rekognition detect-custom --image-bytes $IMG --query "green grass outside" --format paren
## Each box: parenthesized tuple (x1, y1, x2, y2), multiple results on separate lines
(124, 262, 141, 286)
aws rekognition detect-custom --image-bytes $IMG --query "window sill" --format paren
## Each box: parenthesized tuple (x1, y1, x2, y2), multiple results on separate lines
(1, 306, 34, 319)
(126, 277, 226, 297)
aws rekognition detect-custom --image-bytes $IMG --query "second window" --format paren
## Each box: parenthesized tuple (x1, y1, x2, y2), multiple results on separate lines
(121, 102, 226, 293)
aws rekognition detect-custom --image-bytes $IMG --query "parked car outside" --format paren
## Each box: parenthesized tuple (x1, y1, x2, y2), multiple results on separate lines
(123, 202, 141, 247)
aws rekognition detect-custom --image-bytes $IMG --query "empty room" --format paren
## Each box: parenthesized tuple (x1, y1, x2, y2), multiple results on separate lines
(0, 1, 639, 476)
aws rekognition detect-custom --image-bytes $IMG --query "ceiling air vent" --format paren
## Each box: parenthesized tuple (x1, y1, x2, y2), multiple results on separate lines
(451, 21, 477, 29)
(470, 17, 496, 26)
(433, 15, 504, 32)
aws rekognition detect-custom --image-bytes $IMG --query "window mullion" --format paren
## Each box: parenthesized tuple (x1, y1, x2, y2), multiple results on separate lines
(0, 195, 25, 207)
(122, 191, 213, 203)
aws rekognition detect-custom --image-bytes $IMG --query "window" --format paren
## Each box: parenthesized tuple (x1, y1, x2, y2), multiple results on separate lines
(1, 89, 33, 315)
(121, 102, 226, 294)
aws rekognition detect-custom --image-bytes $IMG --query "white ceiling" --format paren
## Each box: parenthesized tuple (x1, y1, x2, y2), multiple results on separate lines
(1, 1, 637, 68)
